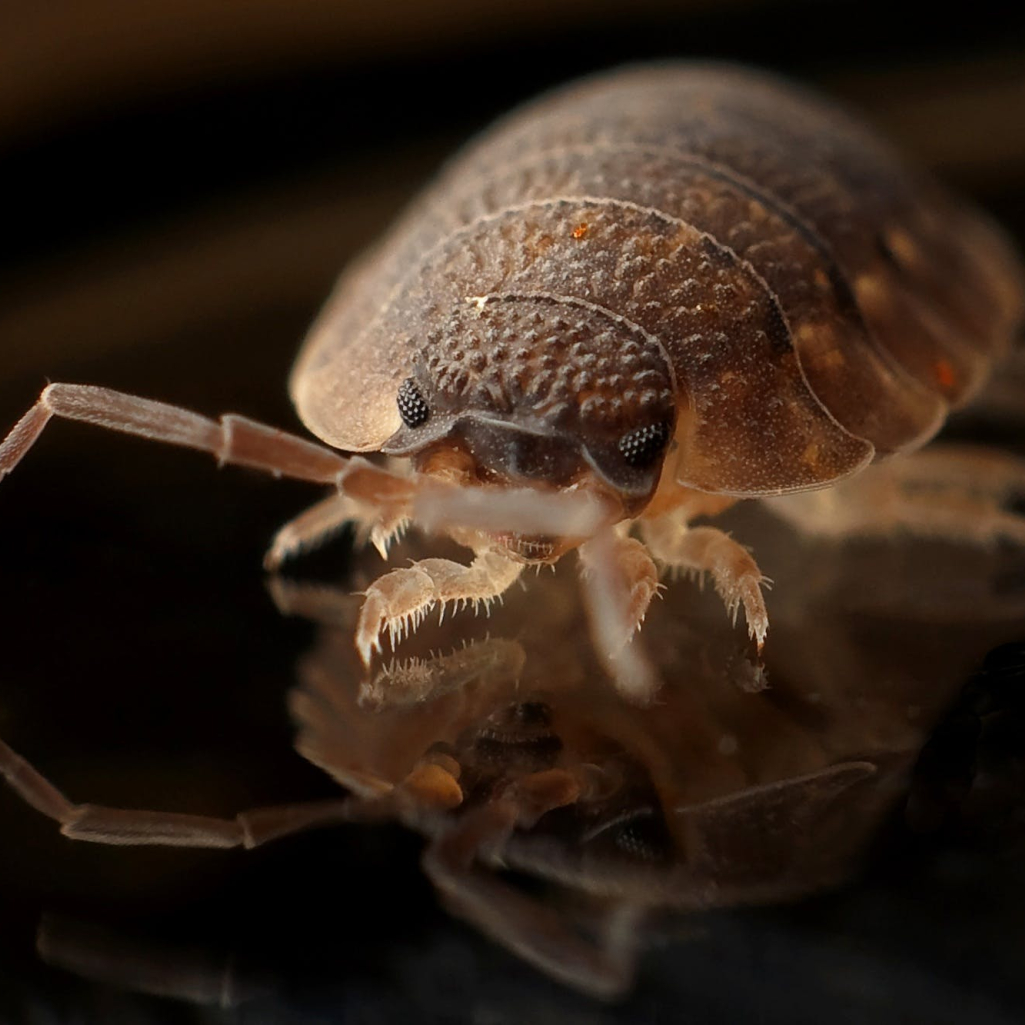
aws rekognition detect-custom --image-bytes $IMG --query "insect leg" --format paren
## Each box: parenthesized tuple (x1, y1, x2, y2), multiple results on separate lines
(358, 636, 526, 708)
(576, 529, 662, 705)
(0, 384, 356, 484)
(355, 550, 524, 666)
(578, 533, 661, 647)
(0, 383, 423, 546)
(640, 516, 770, 653)
(422, 773, 641, 999)
(36, 914, 269, 1008)
(266, 575, 364, 626)
(264, 491, 409, 570)
(0, 735, 363, 849)
(764, 444, 1025, 547)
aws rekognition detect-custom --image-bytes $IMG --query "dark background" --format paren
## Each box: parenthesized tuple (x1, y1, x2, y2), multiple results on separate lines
(1, 1, 1025, 1021)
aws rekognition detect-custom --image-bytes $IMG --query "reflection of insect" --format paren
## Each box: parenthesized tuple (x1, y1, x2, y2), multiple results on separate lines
(1, 65, 1022, 700)
(8, 500, 1013, 1002)
(0, 526, 931, 1001)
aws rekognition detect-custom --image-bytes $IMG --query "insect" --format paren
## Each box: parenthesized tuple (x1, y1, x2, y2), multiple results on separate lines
(1, 64, 1023, 701)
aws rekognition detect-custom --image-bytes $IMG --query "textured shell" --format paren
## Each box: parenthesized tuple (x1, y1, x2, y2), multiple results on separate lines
(292, 64, 1025, 496)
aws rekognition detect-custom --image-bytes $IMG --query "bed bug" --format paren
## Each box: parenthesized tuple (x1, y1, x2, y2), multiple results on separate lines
(1, 64, 1023, 701)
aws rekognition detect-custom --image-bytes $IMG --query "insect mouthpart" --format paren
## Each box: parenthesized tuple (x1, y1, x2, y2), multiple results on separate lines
(492, 532, 559, 563)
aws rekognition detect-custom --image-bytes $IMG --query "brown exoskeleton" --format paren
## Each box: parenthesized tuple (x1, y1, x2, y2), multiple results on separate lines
(2, 64, 1024, 701)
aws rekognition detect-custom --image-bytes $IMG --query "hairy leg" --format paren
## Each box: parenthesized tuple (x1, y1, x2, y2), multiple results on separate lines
(641, 513, 770, 653)
(580, 533, 662, 649)
(264, 491, 410, 570)
(359, 636, 527, 708)
(355, 550, 525, 665)
(577, 530, 662, 705)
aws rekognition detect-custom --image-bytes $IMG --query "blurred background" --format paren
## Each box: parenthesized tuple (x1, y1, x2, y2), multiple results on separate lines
(1, 1, 1025, 1021)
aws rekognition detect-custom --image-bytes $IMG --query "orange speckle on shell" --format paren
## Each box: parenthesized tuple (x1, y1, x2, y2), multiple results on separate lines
(572, 222, 589, 239)
(934, 359, 957, 392)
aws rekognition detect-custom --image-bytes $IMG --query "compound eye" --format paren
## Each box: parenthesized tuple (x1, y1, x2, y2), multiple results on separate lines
(397, 377, 430, 428)
(618, 421, 671, 469)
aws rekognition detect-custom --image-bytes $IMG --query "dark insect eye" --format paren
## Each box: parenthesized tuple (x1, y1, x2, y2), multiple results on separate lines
(397, 377, 430, 428)
(618, 421, 671, 468)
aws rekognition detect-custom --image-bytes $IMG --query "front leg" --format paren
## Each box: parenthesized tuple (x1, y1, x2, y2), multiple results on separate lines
(355, 549, 525, 665)
(0, 384, 420, 514)
(1, 383, 352, 484)
(264, 491, 409, 570)
(641, 513, 770, 653)
(577, 533, 662, 651)
(577, 530, 662, 705)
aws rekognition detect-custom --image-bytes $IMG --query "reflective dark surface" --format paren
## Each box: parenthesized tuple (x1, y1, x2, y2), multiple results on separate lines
(2, 498, 1025, 1020)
